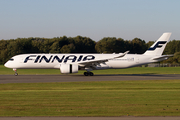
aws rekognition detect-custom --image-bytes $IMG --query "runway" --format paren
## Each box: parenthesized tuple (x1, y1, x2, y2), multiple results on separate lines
(0, 74, 180, 84)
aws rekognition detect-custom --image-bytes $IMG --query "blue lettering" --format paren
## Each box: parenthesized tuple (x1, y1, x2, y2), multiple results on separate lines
(24, 55, 36, 63)
(34, 55, 41, 63)
(64, 55, 77, 63)
(39, 55, 53, 63)
(83, 55, 95, 61)
(148, 41, 167, 50)
(77, 55, 83, 62)
(51, 55, 65, 63)
(24, 55, 96, 63)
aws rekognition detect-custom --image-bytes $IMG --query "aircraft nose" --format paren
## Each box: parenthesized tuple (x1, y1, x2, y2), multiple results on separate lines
(4, 62, 10, 68)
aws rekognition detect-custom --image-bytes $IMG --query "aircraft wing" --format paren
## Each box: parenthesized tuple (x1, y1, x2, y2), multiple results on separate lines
(78, 51, 129, 67)
(152, 55, 174, 60)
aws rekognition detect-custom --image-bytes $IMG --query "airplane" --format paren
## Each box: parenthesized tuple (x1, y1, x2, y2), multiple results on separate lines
(4, 33, 173, 76)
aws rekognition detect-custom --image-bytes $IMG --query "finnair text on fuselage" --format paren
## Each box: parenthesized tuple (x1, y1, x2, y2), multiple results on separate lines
(24, 55, 95, 63)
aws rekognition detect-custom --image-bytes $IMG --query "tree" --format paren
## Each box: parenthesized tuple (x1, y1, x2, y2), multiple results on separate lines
(0, 40, 9, 64)
(49, 41, 61, 53)
(60, 43, 75, 53)
(73, 36, 96, 53)
(146, 41, 154, 49)
(130, 38, 147, 54)
(42, 38, 54, 53)
(95, 37, 127, 53)
(164, 40, 180, 54)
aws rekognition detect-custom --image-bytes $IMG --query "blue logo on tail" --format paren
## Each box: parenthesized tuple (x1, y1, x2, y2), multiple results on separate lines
(148, 41, 167, 50)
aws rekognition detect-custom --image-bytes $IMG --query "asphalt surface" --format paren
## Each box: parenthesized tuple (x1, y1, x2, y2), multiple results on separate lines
(1, 74, 180, 83)
(0, 74, 180, 120)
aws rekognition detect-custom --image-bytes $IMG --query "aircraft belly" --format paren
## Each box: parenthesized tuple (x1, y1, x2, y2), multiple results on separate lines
(17, 62, 57, 69)
(106, 60, 136, 68)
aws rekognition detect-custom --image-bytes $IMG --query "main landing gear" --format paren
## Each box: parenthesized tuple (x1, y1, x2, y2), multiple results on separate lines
(84, 72, 94, 76)
(13, 69, 18, 76)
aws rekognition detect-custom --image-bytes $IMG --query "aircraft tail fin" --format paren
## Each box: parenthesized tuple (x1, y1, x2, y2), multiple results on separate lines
(143, 33, 171, 56)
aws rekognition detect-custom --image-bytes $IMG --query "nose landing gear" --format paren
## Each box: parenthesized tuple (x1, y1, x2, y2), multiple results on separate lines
(13, 69, 18, 76)
(84, 72, 94, 76)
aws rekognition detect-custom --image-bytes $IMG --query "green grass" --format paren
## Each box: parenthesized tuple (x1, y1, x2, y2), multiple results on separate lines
(1, 65, 180, 75)
(0, 80, 180, 116)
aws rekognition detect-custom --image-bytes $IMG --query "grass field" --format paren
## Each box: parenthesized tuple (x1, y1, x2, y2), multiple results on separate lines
(0, 80, 180, 116)
(1, 65, 180, 75)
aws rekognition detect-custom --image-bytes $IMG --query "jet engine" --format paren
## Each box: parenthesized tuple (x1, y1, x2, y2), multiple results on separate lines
(60, 64, 78, 74)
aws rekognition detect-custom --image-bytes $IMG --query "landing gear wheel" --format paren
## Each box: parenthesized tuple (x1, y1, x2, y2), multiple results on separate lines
(89, 72, 94, 76)
(14, 73, 18, 76)
(84, 72, 89, 76)
(84, 72, 94, 76)
(13, 69, 18, 76)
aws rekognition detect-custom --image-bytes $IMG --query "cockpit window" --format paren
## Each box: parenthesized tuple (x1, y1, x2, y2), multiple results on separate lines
(9, 58, 14, 61)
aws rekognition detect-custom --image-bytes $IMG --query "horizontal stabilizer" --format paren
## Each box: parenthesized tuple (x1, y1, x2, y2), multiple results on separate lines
(152, 55, 173, 60)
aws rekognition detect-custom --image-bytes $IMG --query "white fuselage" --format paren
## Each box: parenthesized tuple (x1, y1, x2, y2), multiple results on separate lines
(4, 53, 157, 70)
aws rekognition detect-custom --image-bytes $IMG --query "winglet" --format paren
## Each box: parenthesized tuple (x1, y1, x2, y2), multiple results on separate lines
(114, 51, 129, 58)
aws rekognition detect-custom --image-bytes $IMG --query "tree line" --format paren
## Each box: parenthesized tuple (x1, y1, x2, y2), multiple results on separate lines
(0, 36, 180, 64)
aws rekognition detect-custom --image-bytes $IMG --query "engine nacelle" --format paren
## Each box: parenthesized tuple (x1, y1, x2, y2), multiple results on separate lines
(60, 64, 78, 74)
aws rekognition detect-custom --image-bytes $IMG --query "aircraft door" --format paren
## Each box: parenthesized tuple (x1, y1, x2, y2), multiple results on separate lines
(20, 57, 24, 63)
(135, 56, 139, 63)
